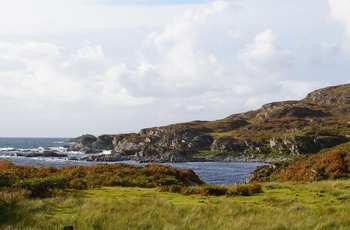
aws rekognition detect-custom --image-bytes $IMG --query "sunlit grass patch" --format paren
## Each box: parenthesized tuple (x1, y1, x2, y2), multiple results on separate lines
(3, 180, 350, 229)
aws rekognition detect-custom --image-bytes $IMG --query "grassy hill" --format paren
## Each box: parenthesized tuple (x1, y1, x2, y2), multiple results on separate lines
(247, 141, 350, 182)
(70, 83, 350, 162)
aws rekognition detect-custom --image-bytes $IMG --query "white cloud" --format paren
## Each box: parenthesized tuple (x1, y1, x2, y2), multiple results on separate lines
(73, 45, 106, 62)
(0, 0, 348, 136)
(0, 0, 194, 36)
(95, 64, 155, 106)
(0, 41, 60, 65)
(142, 1, 230, 94)
(237, 29, 290, 78)
(0, 41, 154, 109)
(329, 0, 350, 53)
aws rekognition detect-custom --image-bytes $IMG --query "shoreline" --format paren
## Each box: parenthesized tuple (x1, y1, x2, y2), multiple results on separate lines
(79, 152, 279, 164)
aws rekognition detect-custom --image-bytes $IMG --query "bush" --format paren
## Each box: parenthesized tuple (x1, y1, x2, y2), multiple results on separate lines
(248, 183, 263, 194)
(0, 160, 263, 198)
(248, 142, 350, 182)
(226, 184, 262, 196)
(21, 176, 68, 198)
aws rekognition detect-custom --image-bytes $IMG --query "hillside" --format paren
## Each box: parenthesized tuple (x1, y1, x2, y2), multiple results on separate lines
(246, 141, 350, 182)
(69, 83, 350, 162)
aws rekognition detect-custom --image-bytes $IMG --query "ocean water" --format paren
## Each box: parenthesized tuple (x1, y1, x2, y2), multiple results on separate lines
(0, 137, 264, 184)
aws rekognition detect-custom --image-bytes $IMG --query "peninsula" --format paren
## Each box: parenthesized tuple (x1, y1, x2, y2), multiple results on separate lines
(69, 83, 350, 163)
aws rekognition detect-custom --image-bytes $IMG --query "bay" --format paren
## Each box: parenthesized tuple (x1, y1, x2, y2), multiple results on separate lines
(0, 137, 265, 184)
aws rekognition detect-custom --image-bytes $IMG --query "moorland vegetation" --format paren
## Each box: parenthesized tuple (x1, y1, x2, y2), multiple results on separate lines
(248, 141, 350, 182)
(1, 83, 350, 229)
(0, 160, 261, 199)
(69, 83, 350, 163)
(1, 140, 350, 229)
(2, 179, 350, 229)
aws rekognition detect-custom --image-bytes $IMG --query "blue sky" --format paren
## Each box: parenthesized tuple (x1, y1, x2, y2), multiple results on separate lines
(0, 0, 349, 137)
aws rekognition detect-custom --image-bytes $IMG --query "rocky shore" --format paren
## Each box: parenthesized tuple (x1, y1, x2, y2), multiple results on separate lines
(66, 84, 349, 164)
(78, 151, 278, 163)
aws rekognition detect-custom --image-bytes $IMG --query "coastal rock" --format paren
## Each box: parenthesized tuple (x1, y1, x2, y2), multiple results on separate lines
(68, 134, 97, 153)
(68, 134, 97, 143)
(67, 83, 350, 162)
(245, 164, 279, 183)
(68, 134, 114, 153)
(112, 134, 143, 154)
(25, 150, 68, 158)
(91, 135, 114, 152)
(82, 153, 123, 162)
(211, 137, 245, 152)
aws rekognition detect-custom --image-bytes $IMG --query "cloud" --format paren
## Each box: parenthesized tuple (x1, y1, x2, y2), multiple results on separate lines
(0, 41, 60, 64)
(136, 1, 231, 95)
(73, 45, 106, 62)
(0, 41, 154, 109)
(329, 0, 350, 53)
(0, 0, 347, 137)
(237, 29, 290, 78)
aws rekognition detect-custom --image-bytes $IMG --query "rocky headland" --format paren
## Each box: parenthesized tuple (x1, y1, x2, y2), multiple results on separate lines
(68, 83, 350, 163)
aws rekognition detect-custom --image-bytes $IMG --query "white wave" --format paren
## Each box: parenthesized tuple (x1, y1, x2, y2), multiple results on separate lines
(50, 146, 68, 152)
(65, 151, 84, 155)
(102, 150, 112, 155)
(0, 148, 16, 151)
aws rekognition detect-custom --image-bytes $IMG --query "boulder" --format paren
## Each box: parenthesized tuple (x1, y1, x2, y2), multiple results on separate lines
(25, 150, 68, 158)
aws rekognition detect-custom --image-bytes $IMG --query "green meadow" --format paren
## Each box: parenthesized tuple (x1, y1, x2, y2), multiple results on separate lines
(2, 180, 350, 230)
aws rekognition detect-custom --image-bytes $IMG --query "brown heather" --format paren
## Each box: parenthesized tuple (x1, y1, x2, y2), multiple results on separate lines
(249, 142, 350, 182)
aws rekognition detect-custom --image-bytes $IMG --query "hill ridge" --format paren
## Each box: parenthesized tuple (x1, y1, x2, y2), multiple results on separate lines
(69, 83, 350, 162)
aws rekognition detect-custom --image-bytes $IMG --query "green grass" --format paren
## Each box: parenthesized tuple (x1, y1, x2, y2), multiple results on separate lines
(191, 150, 222, 157)
(191, 150, 244, 157)
(2, 180, 350, 229)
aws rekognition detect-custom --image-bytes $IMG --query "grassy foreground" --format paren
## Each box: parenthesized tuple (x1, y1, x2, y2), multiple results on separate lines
(2, 180, 350, 229)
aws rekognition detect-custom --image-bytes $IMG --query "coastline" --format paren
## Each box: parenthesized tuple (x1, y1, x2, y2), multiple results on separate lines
(79, 152, 279, 164)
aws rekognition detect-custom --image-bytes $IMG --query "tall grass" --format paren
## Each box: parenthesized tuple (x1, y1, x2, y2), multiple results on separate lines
(2, 181, 350, 229)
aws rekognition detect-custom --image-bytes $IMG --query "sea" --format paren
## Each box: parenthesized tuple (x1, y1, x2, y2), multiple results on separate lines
(0, 137, 265, 185)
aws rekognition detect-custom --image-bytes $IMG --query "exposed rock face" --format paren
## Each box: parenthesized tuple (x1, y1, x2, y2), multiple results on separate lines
(304, 84, 350, 105)
(69, 83, 350, 162)
(211, 137, 245, 152)
(68, 134, 98, 153)
(68, 134, 97, 143)
(23, 151, 68, 158)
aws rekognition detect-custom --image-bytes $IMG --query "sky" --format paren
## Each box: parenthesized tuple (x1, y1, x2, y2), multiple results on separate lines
(0, 0, 349, 137)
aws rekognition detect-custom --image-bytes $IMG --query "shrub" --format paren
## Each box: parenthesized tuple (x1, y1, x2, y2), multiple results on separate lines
(21, 176, 68, 198)
(248, 183, 263, 194)
(226, 184, 262, 196)
(0, 160, 262, 198)
(201, 185, 227, 196)
(248, 142, 350, 182)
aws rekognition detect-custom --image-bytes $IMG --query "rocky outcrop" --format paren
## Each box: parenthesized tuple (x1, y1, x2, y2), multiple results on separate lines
(268, 135, 346, 155)
(68, 134, 114, 153)
(68, 134, 98, 153)
(68, 134, 97, 143)
(73, 129, 213, 162)
(23, 150, 68, 158)
(303, 84, 350, 105)
(258, 101, 330, 120)
(68, 83, 350, 162)
(211, 137, 245, 152)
